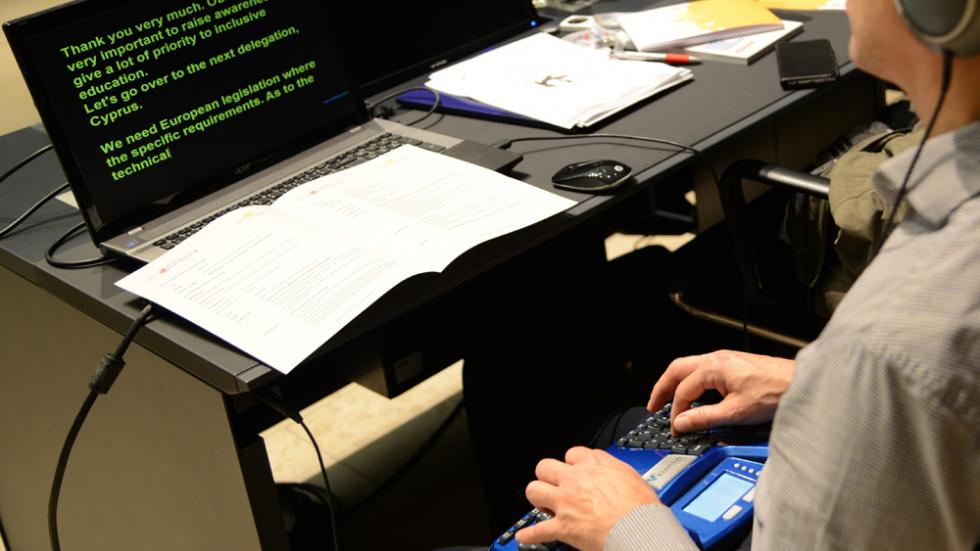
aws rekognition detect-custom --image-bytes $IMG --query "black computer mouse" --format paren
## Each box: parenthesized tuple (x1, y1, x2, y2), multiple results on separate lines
(551, 159, 632, 192)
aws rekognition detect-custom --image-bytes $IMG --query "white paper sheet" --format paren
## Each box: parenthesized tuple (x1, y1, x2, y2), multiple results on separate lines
(426, 33, 692, 129)
(117, 146, 575, 373)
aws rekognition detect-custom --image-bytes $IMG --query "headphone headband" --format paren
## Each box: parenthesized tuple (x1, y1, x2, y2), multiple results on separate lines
(895, 0, 980, 55)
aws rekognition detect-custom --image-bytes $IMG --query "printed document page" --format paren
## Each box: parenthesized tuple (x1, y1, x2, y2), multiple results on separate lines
(426, 33, 692, 129)
(117, 146, 575, 373)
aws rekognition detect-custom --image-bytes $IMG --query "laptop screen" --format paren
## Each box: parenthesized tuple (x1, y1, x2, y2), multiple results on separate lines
(336, 1, 539, 95)
(5, 0, 367, 243)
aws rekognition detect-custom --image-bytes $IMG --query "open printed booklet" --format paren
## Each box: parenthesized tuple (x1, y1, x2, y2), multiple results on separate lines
(614, 0, 785, 52)
(684, 20, 804, 64)
(758, 0, 846, 9)
(425, 33, 693, 130)
(117, 146, 575, 373)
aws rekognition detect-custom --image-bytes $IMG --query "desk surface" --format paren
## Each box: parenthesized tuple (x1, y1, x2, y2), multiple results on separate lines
(0, 8, 865, 395)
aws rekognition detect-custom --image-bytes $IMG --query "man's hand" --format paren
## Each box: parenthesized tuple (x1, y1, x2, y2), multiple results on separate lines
(647, 349, 795, 434)
(516, 447, 658, 551)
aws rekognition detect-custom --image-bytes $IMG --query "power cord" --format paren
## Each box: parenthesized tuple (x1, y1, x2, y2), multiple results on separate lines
(48, 303, 154, 551)
(0, 144, 53, 184)
(0, 143, 117, 269)
(0, 182, 68, 239)
(340, 398, 465, 516)
(365, 86, 442, 127)
(44, 222, 114, 269)
(0, 144, 62, 240)
(256, 390, 342, 551)
(871, 50, 953, 257)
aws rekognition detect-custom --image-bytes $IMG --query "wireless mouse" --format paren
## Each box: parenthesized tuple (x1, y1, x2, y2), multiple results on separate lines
(551, 159, 633, 192)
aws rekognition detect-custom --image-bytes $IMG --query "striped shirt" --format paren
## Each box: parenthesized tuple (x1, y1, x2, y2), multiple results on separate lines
(607, 121, 980, 551)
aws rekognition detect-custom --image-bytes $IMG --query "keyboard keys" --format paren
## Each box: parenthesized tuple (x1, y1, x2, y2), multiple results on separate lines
(671, 442, 690, 454)
(686, 441, 714, 456)
(615, 402, 717, 455)
(153, 133, 437, 250)
(519, 543, 558, 551)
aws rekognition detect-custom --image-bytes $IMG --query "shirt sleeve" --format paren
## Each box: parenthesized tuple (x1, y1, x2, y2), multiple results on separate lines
(605, 503, 700, 551)
(750, 341, 980, 550)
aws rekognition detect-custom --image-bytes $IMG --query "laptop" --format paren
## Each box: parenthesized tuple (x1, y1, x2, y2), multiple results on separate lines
(334, 0, 540, 96)
(4, 0, 522, 263)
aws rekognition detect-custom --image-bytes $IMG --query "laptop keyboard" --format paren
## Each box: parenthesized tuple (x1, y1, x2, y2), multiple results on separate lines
(153, 133, 444, 250)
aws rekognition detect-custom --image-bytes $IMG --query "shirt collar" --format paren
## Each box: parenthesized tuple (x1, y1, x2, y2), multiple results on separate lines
(872, 120, 980, 227)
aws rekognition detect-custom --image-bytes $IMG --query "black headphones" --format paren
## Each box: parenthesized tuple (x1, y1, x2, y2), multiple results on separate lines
(895, 0, 980, 55)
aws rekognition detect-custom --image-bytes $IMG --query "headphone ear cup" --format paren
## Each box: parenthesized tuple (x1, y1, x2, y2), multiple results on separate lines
(895, 0, 980, 55)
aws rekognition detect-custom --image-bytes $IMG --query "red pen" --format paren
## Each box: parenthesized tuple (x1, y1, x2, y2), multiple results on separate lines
(610, 50, 701, 65)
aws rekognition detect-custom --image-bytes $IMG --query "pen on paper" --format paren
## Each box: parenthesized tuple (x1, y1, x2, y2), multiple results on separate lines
(610, 51, 701, 65)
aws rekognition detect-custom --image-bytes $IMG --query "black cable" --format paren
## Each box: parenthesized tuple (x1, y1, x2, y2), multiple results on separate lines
(342, 398, 465, 516)
(278, 481, 334, 507)
(272, 397, 467, 530)
(48, 304, 154, 551)
(44, 222, 114, 269)
(0, 144, 53, 184)
(48, 390, 97, 551)
(257, 392, 342, 551)
(365, 86, 442, 127)
(0, 182, 70, 240)
(0, 145, 62, 239)
(871, 50, 953, 257)
(298, 419, 341, 551)
(495, 133, 720, 187)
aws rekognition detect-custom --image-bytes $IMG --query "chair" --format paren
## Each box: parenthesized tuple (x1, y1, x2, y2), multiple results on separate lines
(669, 160, 832, 350)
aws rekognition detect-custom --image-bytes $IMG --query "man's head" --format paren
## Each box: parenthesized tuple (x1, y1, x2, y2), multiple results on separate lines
(846, 0, 933, 86)
(848, 0, 980, 133)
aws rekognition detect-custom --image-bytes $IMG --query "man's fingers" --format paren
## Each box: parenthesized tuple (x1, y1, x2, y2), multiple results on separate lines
(648, 355, 702, 411)
(566, 446, 627, 468)
(665, 361, 713, 428)
(564, 446, 600, 465)
(535, 458, 572, 484)
(525, 479, 561, 512)
(672, 402, 732, 433)
(586, 449, 634, 471)
(515, 518, 559, 545)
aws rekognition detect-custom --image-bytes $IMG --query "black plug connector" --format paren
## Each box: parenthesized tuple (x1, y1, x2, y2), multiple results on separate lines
(88, 352, 125, 394)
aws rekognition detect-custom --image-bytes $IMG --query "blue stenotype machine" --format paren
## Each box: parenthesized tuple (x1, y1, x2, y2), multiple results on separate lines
(492, 403, 769, 551)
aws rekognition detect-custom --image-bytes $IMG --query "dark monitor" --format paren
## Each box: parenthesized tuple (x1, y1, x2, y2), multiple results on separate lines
(336, 1, 540, 95)
(4, 0, 366, 243)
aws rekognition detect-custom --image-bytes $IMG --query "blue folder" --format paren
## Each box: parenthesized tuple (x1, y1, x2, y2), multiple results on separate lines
(395, 89, 540, 126)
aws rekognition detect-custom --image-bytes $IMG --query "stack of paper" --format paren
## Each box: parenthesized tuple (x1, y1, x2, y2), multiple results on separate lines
(425, 33, 693, 130)
(684, 20, 804, 64)
(615, 0, 784, 52)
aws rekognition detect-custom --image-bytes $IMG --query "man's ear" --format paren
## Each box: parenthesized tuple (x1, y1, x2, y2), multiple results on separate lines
(894, 0, 980, 55)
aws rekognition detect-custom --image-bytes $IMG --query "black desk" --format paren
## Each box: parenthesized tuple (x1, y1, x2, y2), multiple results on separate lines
(0, 10, 880, 550)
